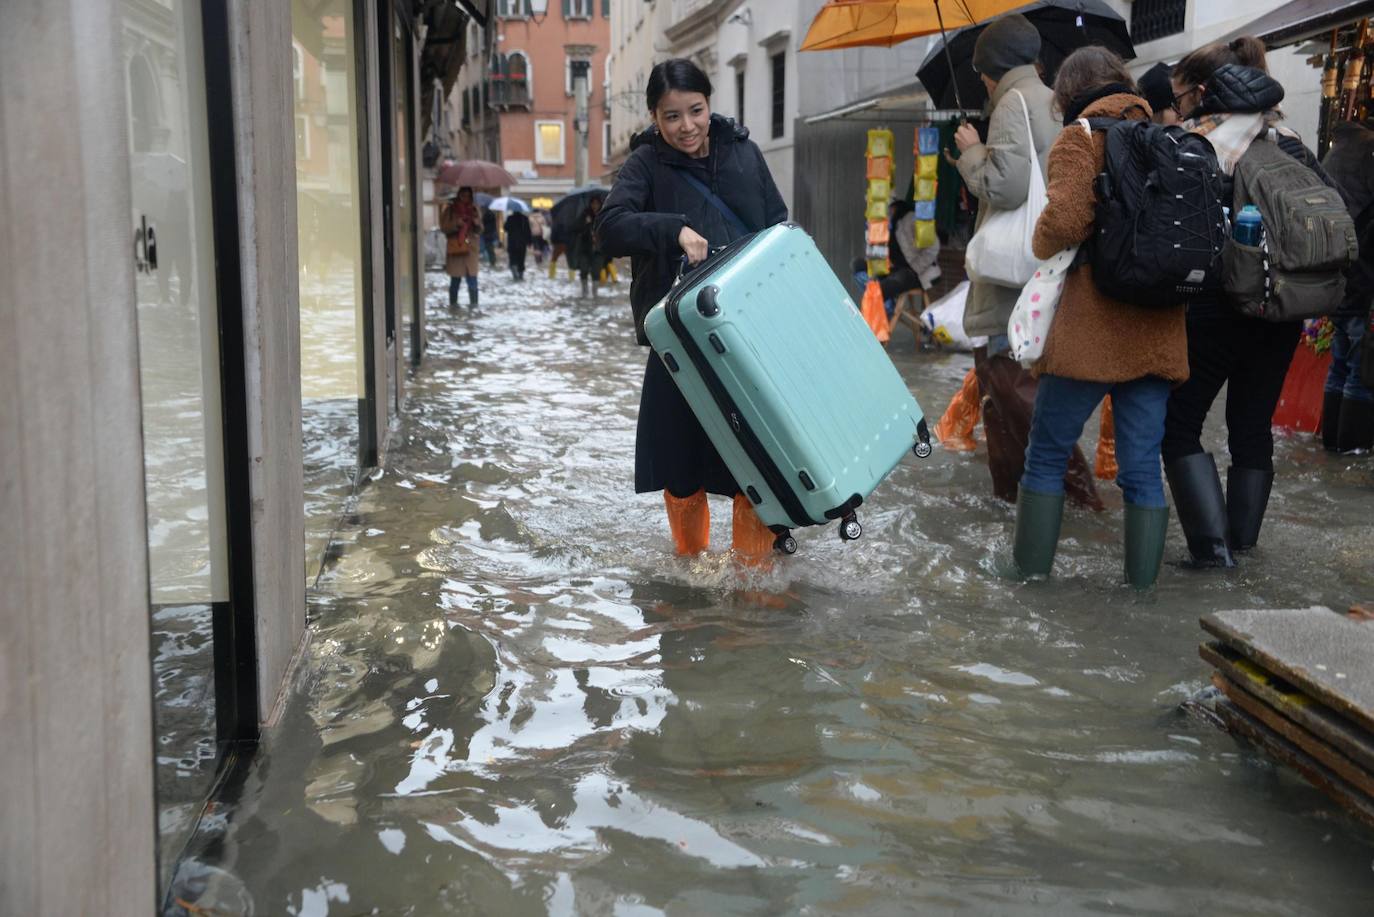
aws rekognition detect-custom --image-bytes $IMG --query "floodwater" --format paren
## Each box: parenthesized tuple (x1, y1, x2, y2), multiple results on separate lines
(170, 265, 1374, 915)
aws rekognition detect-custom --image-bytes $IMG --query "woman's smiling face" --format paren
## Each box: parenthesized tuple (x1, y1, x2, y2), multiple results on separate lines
(653, 89, 711, 157)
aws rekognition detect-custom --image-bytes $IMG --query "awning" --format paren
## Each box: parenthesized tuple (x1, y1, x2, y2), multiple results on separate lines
(1220, 0, 1374, 49)
(804, 81, 953, 125)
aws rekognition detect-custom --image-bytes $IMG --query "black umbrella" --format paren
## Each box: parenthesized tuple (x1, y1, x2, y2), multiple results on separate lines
(917, 0, 1135, 112)
(550, 185, 609, 244)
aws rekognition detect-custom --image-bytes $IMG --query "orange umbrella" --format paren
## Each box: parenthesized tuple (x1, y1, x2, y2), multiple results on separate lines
(801, 0, 1027, 51)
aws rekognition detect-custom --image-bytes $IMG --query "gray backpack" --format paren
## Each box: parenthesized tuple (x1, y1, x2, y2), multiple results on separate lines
(1222, 132, 1357, 321)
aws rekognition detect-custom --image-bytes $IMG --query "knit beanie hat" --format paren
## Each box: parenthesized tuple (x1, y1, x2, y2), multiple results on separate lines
(972, 14, 1041, 81)
(1137, 62, 1174, 116)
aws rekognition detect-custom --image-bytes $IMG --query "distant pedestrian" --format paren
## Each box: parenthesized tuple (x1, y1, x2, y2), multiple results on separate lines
(1014, 47, 1188, 589)
(504, 209, 532, 281)
(596, 57, 788, 562)
(1162, 38, 1337, 565)
(1320, 119, 1374, 453)
(529, 210, 548, 265)
(440, 187, 482, 309)
(954, 13, 1103, 511)
(480, 207, 498, 267)
(570, 197, 609, 299)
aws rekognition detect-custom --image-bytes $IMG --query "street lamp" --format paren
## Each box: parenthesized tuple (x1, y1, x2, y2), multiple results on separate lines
(528, 0, 549, 23)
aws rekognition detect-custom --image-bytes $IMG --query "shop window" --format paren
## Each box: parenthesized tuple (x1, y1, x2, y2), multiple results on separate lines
(536, 119, 565, 164)
(1130, 0, 1187, 44)
(771, 50, 785, 140)
(292, 0, 370, 579)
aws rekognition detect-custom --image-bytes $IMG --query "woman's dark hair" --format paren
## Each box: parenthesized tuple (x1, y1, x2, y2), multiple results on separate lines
(1051, 46, 1137, 119)
(1173, 36, 1268, 89)
(646, 58, 713, 113)
(458, 186, 474, 200)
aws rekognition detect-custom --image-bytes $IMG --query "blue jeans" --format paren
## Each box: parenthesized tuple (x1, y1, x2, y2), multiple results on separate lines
(1024, 374, 1171, 507)
(1325, 315, 1373, 403)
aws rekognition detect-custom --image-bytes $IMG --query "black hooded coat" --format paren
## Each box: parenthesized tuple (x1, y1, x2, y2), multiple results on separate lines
(596, 114, 788, 345)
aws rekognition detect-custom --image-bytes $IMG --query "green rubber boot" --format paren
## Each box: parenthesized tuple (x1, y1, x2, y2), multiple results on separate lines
(1013, 488, 1065, 578)
(1124, 503, 1170, 590)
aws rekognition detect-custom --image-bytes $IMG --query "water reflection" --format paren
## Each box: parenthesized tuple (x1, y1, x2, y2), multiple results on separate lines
(169, 268, 1374, 915)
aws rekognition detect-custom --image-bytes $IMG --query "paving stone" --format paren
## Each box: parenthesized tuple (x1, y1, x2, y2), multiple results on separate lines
(1201, 607, 1374, 734)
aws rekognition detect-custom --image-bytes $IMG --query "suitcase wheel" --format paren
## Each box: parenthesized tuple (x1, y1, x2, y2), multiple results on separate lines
(839, 515, 862, 542)
(773, 533, 798, 555)
(913, 441, 933, 459)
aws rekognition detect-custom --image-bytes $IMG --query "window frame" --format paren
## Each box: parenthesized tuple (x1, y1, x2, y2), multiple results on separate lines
(534, 118, 566, 165)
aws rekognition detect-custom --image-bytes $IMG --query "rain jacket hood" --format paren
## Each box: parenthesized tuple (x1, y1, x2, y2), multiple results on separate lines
(1193, 64, 1285, 118)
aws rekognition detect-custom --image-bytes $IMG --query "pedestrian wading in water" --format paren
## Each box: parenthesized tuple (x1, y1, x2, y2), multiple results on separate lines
(441, 186, 482, 309)
(595, 58, 788, 564)
(1161, 37, 1338, 567)
(953, 14, 1104, 512)
(1013, 47, 1188, 589)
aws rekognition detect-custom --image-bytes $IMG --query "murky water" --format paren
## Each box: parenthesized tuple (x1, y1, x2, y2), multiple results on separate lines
(171, 265, 1374, 915)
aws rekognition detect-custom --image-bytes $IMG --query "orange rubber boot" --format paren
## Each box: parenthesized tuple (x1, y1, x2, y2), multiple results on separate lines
(732, 494, 776, 567)
(664, 489, 710, 556)
(1095, 396, 1118, 481)
(933, 368, 980, 452)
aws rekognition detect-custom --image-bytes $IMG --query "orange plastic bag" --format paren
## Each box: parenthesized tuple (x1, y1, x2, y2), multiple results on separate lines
(1095, 396, 1118, 480)
(861, 280, 890, 344)
(933, 368, 980, 451)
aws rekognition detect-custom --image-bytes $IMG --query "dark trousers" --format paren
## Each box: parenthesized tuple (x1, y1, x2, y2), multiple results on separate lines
(1162, 306, 1301, 472)
(878, 266, 922, 302)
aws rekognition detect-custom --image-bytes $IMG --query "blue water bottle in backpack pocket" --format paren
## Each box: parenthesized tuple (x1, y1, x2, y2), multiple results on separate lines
(1233, 204, 1263, 247)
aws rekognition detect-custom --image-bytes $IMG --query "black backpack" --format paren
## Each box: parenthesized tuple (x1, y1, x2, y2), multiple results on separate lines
(1085, 118, 1228, 307)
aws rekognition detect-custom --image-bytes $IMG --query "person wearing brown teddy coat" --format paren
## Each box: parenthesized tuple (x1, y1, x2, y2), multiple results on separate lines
(1012, 49, 1189, 589)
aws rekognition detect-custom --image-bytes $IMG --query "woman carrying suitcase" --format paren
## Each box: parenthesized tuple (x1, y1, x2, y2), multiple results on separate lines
(597, 58, 788, 562)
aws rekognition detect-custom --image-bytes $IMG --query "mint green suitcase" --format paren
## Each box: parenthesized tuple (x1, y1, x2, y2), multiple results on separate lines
(643, 223, 931, 553)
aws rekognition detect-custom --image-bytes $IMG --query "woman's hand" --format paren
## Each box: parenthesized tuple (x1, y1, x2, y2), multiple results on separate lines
(954, 123, 981, 153)
(678, 225, 709, 265)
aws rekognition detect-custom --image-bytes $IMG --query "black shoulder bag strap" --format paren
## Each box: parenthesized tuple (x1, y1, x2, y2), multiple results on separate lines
(675, 169, 750, 237)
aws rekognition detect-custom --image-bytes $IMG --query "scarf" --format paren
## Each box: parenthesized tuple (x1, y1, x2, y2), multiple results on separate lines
(1061, 83, 1137, 125)
(1184, 110, 1288, 175)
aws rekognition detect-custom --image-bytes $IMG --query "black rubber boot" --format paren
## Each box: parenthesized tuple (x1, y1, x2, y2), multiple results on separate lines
(1337, 398, 1374, 453)
(1164, 453, 1235, 568)
(1226, 466, 1274, 552)
(468, 288, 478, 310)
(1322, 390, 1344, 452)
(1124, 503, 1170, 590)
(1012, 488, 1065, 578)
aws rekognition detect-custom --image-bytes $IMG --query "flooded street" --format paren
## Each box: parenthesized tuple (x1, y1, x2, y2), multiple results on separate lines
(174, 265, 1374, 915)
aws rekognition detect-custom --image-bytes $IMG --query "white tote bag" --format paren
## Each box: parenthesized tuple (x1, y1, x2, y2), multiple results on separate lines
(1008, 245, 1077, 367)
(963, 90, 1047, 288)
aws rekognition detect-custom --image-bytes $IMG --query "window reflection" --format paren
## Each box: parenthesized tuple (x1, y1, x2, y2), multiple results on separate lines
(121, 0, 226, 894)
(293, 0, 367, 582)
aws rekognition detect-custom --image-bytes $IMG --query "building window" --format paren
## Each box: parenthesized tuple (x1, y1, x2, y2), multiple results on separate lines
(535, 119, 565, 164)
(508, 51, 530, 106)
(602, 0, 610, 16)
(602, 119, 611, 163)
(461, 86, 471, 126)
(735, 69, 745, 127)
(564, 0, 593, 19)
(1130, 0, 1187, 44)
(770, 50, 785, 140)
(497, 0, 529, 17)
